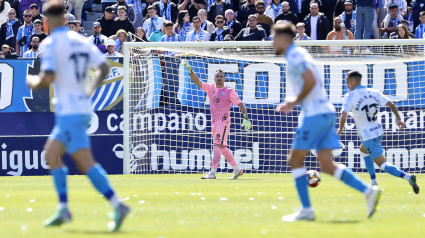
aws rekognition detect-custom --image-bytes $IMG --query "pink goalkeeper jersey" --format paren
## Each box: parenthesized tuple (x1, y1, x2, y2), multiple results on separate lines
(202, 83, 242, 125)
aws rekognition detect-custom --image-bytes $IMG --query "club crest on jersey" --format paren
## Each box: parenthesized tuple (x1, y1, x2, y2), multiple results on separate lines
(213, 97, 220, 103)
(220, 92, 225, 96)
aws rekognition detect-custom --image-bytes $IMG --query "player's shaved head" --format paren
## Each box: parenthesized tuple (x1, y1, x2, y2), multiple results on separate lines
(346, 70, 362, 82)
(43, 0, 65, 17)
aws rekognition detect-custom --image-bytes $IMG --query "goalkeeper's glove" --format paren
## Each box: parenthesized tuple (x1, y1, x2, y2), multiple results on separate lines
(242, 114, 252, 130)
(183, 60, 194, 74)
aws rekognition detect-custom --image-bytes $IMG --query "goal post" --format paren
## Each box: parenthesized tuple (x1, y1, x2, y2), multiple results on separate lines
(123, 39, 425, 175)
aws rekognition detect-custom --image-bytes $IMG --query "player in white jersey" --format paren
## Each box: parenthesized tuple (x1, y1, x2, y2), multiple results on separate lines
(338, 70, 419, 194)
(273, 22, 380, 222)
(26, 1, 130, 232)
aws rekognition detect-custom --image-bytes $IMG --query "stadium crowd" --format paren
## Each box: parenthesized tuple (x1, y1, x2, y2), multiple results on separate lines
(0, 0, 424, 58)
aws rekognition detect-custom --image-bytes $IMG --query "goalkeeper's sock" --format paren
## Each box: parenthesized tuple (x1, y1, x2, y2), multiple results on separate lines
(220, 147, 237, 167)
(380, 162, 408, 180)
(334, 164, 369, 194)
(87, 164, 120, 208)
(292, 167, 311, 209)
(360, 152, 376, 180)
(51, 166, 68, 206)
(212, 146, 221, 170)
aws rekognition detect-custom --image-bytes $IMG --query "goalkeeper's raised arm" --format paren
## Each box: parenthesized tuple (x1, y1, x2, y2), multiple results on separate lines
(183, 59, 251, 180)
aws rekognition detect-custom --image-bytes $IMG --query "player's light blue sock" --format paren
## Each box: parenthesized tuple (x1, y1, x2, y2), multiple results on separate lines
(334, 165, 369, 193)
(87, 164, 115, 200)
(363, 155, 376, 180)
(292, 168, 311, 209)
(51, 166, 68, 203)
(380, 162, 406, 178)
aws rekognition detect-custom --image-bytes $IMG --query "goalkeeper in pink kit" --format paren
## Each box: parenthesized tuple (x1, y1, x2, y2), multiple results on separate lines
(183, 60, 252, 179)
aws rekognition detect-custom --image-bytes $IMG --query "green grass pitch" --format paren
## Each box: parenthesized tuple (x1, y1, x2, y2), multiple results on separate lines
(1, 173, 424, 238)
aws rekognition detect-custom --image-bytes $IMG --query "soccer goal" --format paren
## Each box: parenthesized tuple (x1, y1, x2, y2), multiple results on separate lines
(123, 39, 425, 175)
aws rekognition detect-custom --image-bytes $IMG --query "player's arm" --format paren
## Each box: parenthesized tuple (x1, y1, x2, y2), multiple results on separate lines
(26, 71, 55, 90)
(86, 62, 110, 96)
(182, 60, 202, 88)
(337, 111, 348, 136)
(386, 101, 405, 130)
(238, 102, 252, 130)
(276, 68, 316, 114)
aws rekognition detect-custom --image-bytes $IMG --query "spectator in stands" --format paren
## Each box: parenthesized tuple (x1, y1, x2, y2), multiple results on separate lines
(104, 39, 123, 57)
(198, 9, 214, 34)
(8, 0, 19, 20)
(224, 9, 242, 37)
(300, 0, 331, 23)
(153, 0, 178, 23)
(224, 33, 234, 41)
(30, 19, 46, 43)
(1, 44, 17, 58)
(88, 22, 108, 53)
(303, 2, 331, 40)
(411, 0, 425, 30)
(68, 20, 77, 31)
(178, 0, 206, 20)
(238, 0, 257, 27)
(381, 4, 403, 38)
(0, 8, 21, 49)
(66, 0, 84, 21)
(265, 0, 282, 22)
(161, 20, 181, 41)
(255, 0, 273, 36)
(113, 29, 128, 54)
(111, 5, 135, 35)
(127, 0, 143, 28)
(390, 19, 414, 38)
(16, 9, 33, 57)
(355, 0, 374, 39)
(340, 0, 356, 33)
(22, 35, 38, 57)
(74, 20, 88, 36)
(143, 6, 165, 38)
(186, 16, 209, 41)
(207, 0, 232, 23)
(414, 11, 425, 38)
(384, 0, 407, 17)
(0, 0, 11, 26)
(149, 23, 166, 41)
(294, 22, 310, 40)
(133, 26, 149, 41)
(97, 6, 115, 37)
(210, 15, 230, 41)
(334, 0, 356, 18)
(102, 0, 117, 12)
(405, 6, 414, 33)
(235, 14, 267, 41)
(274, 1, 299, 24)
(174, 10, 192, 40)
(372, 0, 381, 39)
(325, 16, 354, 54)
(19, 0, 41, 20)
(112, 0, 136, 25)
(391, 24, 416, 53)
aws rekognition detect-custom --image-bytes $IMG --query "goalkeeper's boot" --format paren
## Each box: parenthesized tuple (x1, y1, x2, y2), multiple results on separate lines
(282, 209, 314, 222)
(109, 203, 131, 232)
(44, 207, 72, 227)
(201, 172, 216, 179)
(409, 175, 419, 194)
(366, 186, 381, 219)
(229, 168, 243, 180)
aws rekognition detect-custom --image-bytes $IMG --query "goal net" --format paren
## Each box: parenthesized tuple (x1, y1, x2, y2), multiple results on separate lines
(123, 40, 425, 175)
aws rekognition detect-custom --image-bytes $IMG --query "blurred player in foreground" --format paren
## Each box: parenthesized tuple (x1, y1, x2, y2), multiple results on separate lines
(273, 22, 380, 221)
(338, 70, 419, 193)
(26, 0, 130, 232)
(183, 61, 252, 179)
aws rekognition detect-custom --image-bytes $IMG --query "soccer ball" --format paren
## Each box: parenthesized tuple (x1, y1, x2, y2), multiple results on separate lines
(307, 170, 321, 188)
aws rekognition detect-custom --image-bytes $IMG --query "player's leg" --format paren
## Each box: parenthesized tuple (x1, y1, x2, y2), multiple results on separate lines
(201, 144, 219, 179)
(359, 144, 378, 185)
(217, 124, 243, 179)
(282, 149, 314, 222)
(44, 138, 72, 227)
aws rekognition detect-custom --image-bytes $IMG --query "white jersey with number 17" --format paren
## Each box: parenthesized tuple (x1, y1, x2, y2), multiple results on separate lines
(40, 27, 106, 116)
(342, 86, 390, 141)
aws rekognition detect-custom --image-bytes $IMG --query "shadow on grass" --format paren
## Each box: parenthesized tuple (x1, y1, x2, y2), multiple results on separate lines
(317, 220, 360, 224)
(65, 229, 130, 235)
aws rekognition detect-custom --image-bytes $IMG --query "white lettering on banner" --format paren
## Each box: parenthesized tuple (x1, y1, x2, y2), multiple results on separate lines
(346, 141, 424, 169)
(107, 113, 124, 132)
(87, 112, 99, 134)
(243, 63, 281, 104)
(133, 142, 260, 171)
(0, 64, 14, 109)
(1, 143, 49, 176)
(133, 112, 208, 132)
(328, 64, 368, 104)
